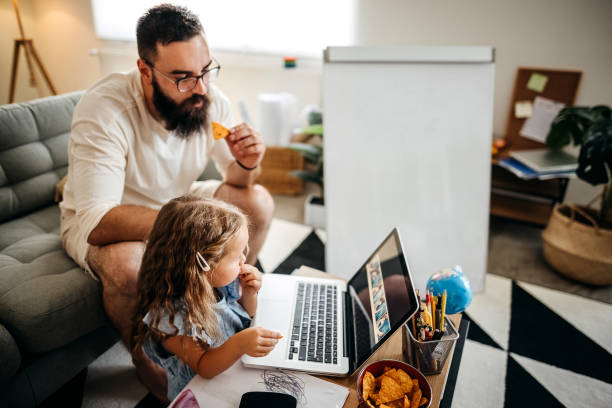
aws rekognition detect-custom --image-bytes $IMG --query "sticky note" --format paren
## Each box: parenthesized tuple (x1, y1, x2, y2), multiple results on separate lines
(527, 73, 548, 93)
(514, 100, 533, 118)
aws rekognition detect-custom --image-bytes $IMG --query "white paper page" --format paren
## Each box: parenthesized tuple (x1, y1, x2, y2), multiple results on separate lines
(170, 360, 349, 408)
(519, 96, 565, 143)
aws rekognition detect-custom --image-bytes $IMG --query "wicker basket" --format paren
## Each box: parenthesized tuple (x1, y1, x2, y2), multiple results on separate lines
(256, 146, 304, 195)
(541, 204, 612, 286)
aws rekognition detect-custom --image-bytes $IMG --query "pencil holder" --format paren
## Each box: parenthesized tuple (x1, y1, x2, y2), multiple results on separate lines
(401, 316, 459, 375)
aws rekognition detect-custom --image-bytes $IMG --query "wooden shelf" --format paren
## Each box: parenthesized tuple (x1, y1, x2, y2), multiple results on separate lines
(490, 192, 554, 225)
(490, 67, 580, 225)
(491, 165, 564, 199)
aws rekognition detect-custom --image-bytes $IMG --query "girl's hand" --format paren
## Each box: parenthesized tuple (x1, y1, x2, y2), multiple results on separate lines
(239, 264, 262, 295)
(238, 327, 283, 357)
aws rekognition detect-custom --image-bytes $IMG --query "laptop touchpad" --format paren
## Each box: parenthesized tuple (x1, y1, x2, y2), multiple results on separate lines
(256, 299, 292, 334)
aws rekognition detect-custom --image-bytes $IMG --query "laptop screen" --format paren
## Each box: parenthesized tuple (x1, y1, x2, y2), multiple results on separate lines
(347, 228, 418, 371)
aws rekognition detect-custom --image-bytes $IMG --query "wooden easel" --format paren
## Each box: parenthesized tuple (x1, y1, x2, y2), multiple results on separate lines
(8, 0, 56, 104)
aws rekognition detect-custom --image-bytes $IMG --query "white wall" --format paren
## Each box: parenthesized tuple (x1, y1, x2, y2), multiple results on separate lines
(31, 0, 103, 94)
(2, 0, 610, 201)
(354, 0, 612, 204)
(355, 0, 612, 135)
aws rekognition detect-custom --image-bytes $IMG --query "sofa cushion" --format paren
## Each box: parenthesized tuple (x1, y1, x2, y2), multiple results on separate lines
(0, 205, 106, 353)
(0, 92, 82, 223)
(0, 323, 21, 385)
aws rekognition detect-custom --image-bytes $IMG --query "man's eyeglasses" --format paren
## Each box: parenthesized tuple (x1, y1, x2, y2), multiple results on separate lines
(145, 58, 221, 93)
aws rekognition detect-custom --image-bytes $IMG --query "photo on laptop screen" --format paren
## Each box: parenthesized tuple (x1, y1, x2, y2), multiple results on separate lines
(347, 230, 417, 368)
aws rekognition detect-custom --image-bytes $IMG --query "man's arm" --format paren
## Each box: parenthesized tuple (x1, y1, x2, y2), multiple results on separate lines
(87, 205, 158, 246)
(223, 161, 261, 188)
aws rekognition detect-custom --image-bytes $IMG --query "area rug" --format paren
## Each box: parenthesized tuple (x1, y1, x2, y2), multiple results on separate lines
(41, 219, 612, 408)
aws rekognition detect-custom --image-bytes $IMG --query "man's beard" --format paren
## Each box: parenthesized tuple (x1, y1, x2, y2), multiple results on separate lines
(151, 76, 210, 139)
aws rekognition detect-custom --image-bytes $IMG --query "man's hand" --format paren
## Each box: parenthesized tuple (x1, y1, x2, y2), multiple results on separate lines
(225, 123, 265, 169)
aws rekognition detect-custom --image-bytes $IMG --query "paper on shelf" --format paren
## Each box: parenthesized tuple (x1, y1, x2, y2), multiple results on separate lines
(169, 360, 349, 408)
(519, 96, 565, 143)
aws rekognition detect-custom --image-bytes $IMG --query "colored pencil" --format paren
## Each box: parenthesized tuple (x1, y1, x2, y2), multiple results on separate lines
(431, 291, 436, 332)
(441, 290, 447, 331)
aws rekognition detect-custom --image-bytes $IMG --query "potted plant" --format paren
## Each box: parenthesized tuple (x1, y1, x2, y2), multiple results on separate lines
(289, 116, 325, 229)
(541, 105, 612, 285)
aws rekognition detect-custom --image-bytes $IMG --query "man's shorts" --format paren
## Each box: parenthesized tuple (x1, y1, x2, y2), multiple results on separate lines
(60, 180, 223, 280)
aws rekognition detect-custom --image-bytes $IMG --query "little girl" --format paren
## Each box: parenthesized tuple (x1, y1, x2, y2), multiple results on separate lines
(131, 195, 282, 401)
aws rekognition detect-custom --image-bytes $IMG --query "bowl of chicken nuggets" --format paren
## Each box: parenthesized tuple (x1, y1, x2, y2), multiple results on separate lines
(357, 359, 431, 408)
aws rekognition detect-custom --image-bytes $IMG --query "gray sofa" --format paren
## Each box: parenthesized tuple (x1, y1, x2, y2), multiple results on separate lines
(0, 92, 118, 407)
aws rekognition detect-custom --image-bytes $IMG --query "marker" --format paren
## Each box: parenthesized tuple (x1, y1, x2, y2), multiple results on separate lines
(433, 329, 442, 341)
(436, 309, 442, 332)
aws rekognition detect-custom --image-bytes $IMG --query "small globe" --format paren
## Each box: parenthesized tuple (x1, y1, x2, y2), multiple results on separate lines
(426, 266, 472, 314)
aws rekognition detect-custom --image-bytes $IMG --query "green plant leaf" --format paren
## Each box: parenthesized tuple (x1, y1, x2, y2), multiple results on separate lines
(296, 124, 323, 136)
(308, 111, 323, 125)
(288, 143, 323, 163)
(592, 105, 611, 120)
(546, 122, 571, 149)
(576, 118, 612, 186)
(290, 170, 323, 187)
(547, 106, 601, 148)
(548, 105, 612, 219)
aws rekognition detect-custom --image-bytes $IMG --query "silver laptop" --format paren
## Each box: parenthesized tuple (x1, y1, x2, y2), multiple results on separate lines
(242, 228, 419, 376)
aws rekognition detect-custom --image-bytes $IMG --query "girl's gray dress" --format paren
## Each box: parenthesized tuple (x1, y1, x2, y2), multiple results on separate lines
(142, 278, 251, 401)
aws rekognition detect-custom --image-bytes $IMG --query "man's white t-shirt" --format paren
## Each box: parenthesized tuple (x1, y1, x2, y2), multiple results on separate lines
(60, 68, 235, 273)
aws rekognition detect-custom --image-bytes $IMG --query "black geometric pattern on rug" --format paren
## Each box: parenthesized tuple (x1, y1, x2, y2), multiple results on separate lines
(463, 312, 503, 350)
(508, 282, 612, 384)
(271, 230, 325, 275)
(504, 355, 564, 408)
(39, 367, 88, 408)
(440, 319, 470, 408)
(134, 392, 166, 408)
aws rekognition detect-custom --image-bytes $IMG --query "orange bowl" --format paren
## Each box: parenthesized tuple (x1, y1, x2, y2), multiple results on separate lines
(356, 359, 432, 408)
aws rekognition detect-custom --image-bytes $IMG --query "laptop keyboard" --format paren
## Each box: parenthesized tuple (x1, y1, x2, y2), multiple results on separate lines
(288, 282, 338, 364)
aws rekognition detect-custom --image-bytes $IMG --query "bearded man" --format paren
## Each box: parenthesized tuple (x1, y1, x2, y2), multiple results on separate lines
(59, 4, 273, 401)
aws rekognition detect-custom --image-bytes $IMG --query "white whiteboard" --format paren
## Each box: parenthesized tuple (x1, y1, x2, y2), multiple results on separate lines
(323, 46, 495, 293)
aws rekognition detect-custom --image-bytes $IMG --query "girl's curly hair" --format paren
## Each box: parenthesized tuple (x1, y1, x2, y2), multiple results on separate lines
(131, 195, 247, 354)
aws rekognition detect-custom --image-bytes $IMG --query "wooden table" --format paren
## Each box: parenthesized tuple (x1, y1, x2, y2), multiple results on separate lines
(294, 267, 463, 408)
